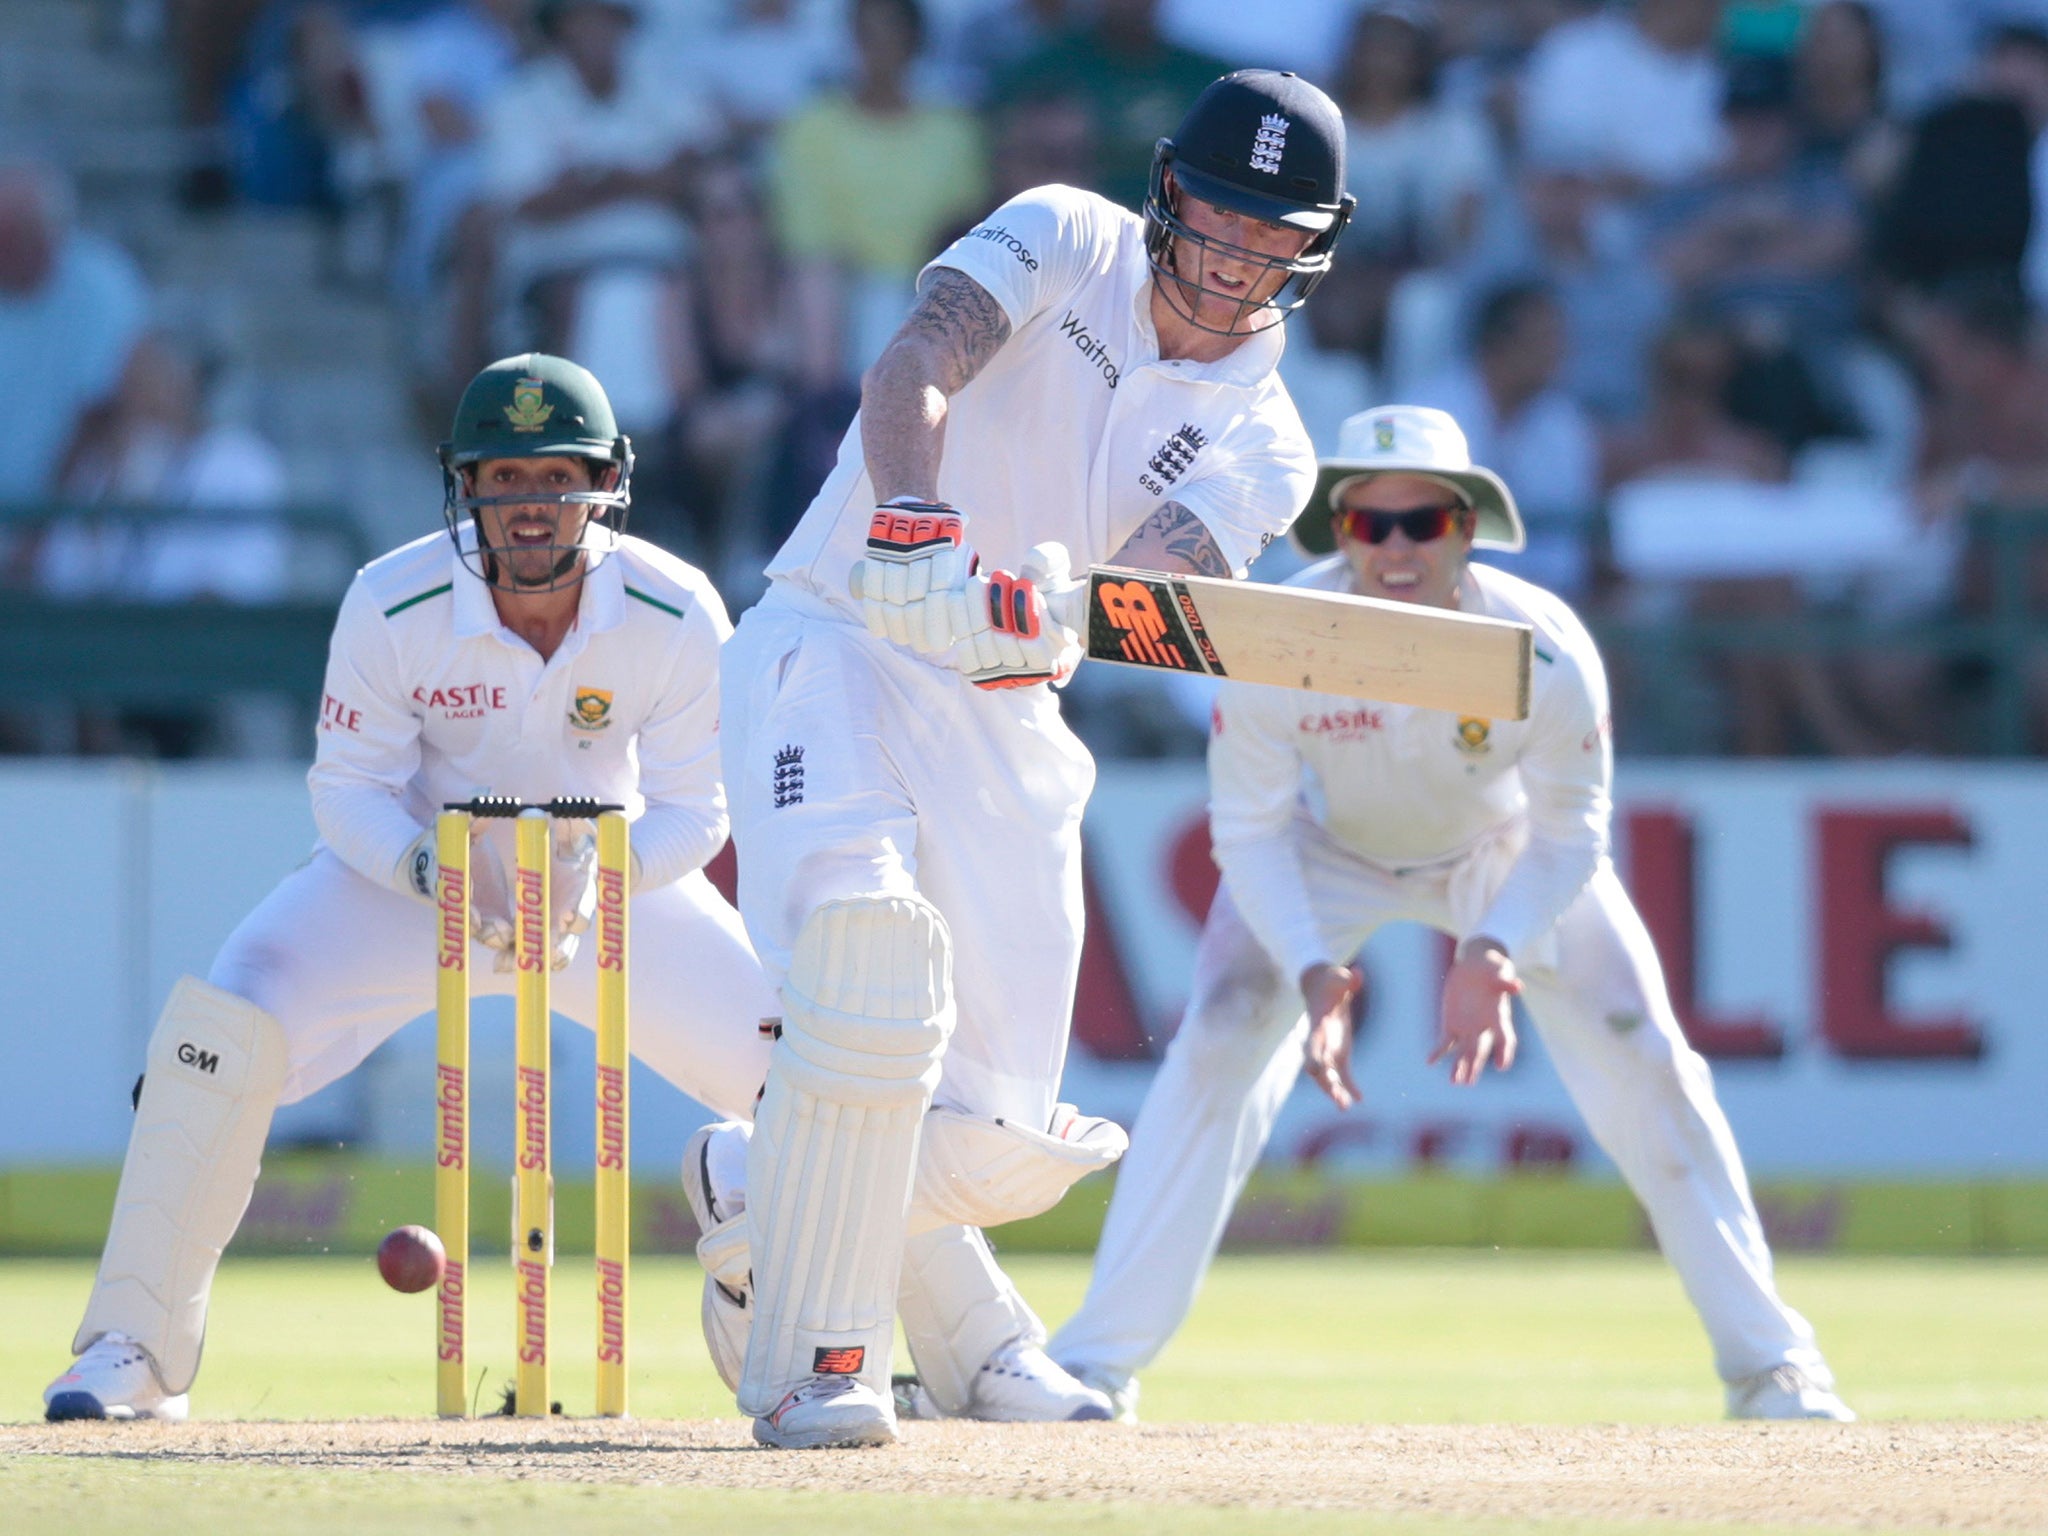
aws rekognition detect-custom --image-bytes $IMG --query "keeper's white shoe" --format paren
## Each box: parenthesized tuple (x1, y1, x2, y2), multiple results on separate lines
(1727, 1365, 1856, 1422)
(44, 1333, 189, 1423)
(755, 1374, 898, 1449)
(962, 1341, 1113, 1422)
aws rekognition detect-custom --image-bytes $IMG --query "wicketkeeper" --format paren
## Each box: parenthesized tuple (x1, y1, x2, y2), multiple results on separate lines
(43, 354, 774, 1422)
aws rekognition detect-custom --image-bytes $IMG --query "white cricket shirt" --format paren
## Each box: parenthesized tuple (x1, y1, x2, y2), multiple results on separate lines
(763, 183, 1317, 611)
(1209, 556, 1613, 979)
(308, 529, 732, 896)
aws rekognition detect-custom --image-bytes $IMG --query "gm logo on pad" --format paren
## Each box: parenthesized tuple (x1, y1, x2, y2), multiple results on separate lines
(177, 1042, 221, 1074)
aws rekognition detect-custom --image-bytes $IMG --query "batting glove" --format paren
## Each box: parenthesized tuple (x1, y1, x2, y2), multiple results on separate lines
(857, 499, 975, 654)
(951, 542, 1084, 690)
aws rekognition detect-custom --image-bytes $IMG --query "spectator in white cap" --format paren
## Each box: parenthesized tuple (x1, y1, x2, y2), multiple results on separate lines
(1053, 401, 1855, 1430)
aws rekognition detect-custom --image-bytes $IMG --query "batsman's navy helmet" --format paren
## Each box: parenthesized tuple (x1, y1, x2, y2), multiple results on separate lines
(1145, 70, 1354, 331)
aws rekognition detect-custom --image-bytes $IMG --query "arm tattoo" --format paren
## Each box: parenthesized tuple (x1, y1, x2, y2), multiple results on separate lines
(1111, 500, 1233, 578)
(899, 268, 1011, 395)
(862, 269, 1010, 500)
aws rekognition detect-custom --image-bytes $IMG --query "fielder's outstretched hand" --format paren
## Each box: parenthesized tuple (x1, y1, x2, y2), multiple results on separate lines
(1301, 961, 1365, 1109)
(1430, 937, 1520, 1086)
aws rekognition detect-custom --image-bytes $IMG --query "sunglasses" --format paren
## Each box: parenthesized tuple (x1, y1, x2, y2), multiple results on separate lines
(1334, 503, 1466, 545)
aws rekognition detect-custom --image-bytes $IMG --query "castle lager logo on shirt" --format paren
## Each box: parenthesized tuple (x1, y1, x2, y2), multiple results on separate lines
(505, 378, 554, 433)
(1300, 707, 1383, 740)
(1455, 716, 1492, 755)
(570, 687, 614, 731)
(1251, 113, 1290, 175)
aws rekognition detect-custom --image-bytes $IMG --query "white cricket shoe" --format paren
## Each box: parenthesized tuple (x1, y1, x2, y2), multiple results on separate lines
(1727, 1365, 1856, 1422)
(1063, 1363, 1140, 1424)
(962, 1341, 1114, 1422)
(44, 1333, 189, 1423)
(754, 1374, 897, 1449)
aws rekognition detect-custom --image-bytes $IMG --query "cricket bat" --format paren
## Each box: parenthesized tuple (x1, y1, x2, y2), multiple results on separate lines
(1057, 566, 1531, 719)
(855, 562, 1534, 719)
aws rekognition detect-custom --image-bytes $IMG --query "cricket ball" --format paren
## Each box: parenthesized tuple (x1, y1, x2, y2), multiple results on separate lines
(378, 1224, 447, 1294)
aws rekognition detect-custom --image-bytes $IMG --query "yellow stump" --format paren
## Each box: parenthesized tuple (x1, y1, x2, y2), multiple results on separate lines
(513, 808, 553, 1417)
(433, 809, 471, 1419)
(593, 810, 631, 1417)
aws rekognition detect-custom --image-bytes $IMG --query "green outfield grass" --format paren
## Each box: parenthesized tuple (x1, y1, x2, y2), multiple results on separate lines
(3, 1249, 2045, 1424)
(6, 1251, 2043, 1535)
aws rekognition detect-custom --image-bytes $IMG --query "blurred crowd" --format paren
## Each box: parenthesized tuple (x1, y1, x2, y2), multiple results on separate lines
(19, 0, 2048, 757)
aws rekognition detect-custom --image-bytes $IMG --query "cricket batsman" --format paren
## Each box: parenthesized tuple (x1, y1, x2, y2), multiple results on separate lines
(42, 353, 775, 1421)
(1048, 405, 1855, 1424)
(682, 70, 1357, 1447)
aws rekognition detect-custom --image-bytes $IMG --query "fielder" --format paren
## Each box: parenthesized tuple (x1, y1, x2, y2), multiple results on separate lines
(683, 70, 1357, 1447)
(1048, 404, 1854, 1424)
(43, 354, 774, 1422)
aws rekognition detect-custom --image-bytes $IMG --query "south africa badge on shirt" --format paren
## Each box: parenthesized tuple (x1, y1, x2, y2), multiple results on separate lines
(571, 687, 614, 732)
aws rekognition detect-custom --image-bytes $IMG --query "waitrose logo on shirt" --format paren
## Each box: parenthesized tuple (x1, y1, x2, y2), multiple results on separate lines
(1058, 311, 1120, 388)
(968, 224, 1038, 269)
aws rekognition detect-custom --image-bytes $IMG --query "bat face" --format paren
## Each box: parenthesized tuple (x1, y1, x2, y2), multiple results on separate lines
(1086, 573, 1226, 674)
(1078, 566, 1532, 719)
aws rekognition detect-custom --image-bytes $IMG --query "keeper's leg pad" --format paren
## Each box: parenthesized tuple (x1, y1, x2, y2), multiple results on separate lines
(684, 1121, 754, 1394)
(737, 895, 954, 1416)
(697, 1232, 751, 1394)
(908, 1104, 1127, 1235)
(74, 977, 288, 1394)
(898, 1223, 1045, 1416)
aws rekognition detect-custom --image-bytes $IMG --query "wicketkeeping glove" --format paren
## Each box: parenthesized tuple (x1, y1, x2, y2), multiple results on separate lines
(546, 817, 600, 972)
(949, 542, 1084, 690)
(857, 499, 975, 654)
(398, 819, 515, 958)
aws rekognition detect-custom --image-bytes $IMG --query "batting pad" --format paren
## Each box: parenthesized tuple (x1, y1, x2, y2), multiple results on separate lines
(737, 895, 954, 1416)
(908, 1103, 1127, 1234)
(898, 1223, 1045, 1415)
(75, 977, 288, 1393)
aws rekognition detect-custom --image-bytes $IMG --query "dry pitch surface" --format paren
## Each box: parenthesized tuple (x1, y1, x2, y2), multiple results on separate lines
(6, 1418, 2045, 1530)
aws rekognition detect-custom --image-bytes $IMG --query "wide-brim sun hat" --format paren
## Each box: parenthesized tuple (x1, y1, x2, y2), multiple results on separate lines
(1292, 404, 1526, 555)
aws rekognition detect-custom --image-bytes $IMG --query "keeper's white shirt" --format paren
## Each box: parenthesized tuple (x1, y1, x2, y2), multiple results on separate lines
(308, 529, 731, 895)
(1209, 556, 1613, 980)
(763, 182, 1317, 610)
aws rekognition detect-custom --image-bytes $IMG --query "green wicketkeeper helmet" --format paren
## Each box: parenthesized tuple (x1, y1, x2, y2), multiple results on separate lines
(438, 352, 635, 589)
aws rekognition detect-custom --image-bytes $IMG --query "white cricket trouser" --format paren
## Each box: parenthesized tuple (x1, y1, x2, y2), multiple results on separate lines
(721, 595, 1095, 1124)
(1052, 832, 1828, 1390)
(212, 848, 775, 1117)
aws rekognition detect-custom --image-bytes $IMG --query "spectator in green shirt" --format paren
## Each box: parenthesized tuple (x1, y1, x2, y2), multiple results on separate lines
(991, 0, 1231, 211)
